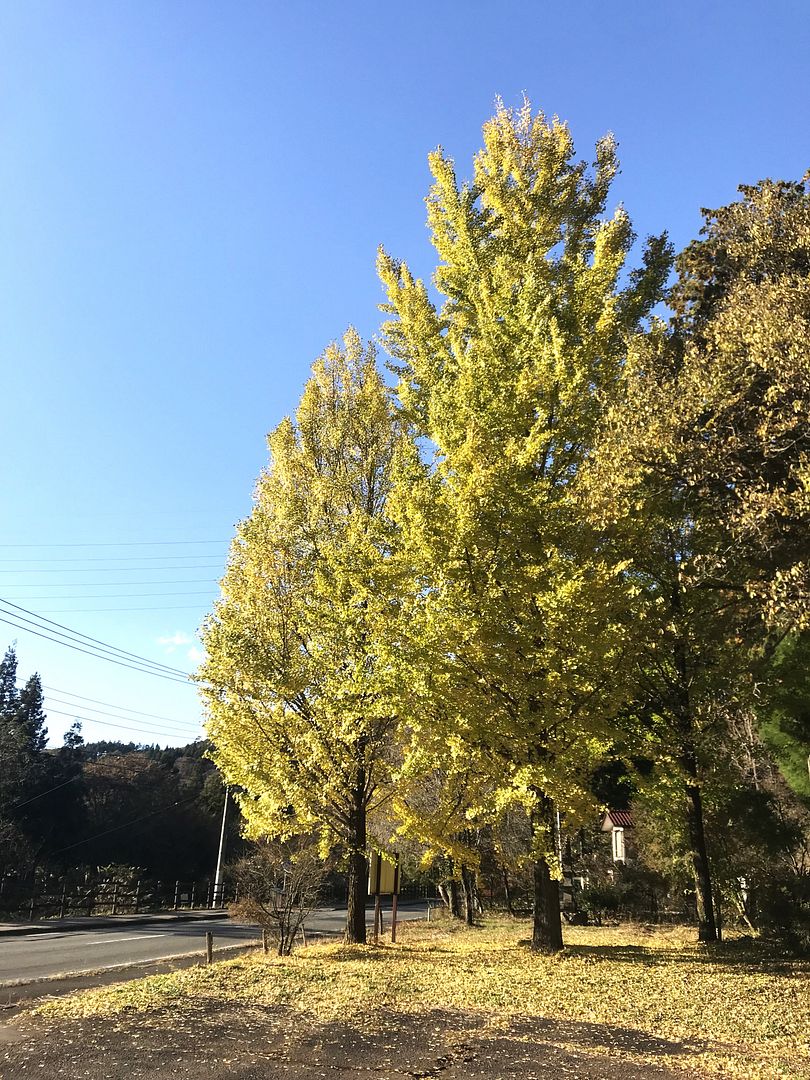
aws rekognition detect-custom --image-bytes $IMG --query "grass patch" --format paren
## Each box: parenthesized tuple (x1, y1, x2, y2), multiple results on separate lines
(32, 917, 810, 1078)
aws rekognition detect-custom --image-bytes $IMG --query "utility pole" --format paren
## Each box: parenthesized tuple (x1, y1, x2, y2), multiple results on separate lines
(212, 787, 229, 908)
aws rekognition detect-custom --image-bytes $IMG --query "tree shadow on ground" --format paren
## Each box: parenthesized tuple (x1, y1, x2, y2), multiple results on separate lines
(563, 940, 802, 975)
(3, 1003, 705, 1079)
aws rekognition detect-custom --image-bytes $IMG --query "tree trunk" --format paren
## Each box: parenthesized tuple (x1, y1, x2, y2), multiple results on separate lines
(501, 866, 515, 915)
(670, 562, 719, 945)
(460, 864, 475, 926)
(685, 775, 718, 943)
(344, 773, 367, 944)
(447, 875, 463, 919)
(530, 794, 563, 953)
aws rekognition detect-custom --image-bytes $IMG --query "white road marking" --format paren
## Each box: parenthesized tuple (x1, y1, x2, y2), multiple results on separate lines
(80, 933, 170, 946)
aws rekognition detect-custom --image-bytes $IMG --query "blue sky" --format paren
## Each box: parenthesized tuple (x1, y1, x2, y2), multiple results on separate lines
(1, 0, 808, 747)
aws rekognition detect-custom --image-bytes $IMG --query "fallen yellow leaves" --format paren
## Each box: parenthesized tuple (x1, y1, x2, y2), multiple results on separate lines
(33, 918, 810, 1079)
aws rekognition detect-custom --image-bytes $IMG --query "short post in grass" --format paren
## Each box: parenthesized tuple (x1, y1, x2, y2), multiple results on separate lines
(391, 856, 400, 944)
(262, 928, 269, 955)
(205, 932, 214, 965)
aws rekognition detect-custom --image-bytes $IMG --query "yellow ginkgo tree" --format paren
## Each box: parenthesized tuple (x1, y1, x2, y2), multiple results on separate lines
(379, 100, 670, 951)
(198, 331, 413, 943)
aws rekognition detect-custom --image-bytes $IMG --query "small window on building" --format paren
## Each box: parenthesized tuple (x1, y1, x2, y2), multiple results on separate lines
(611, 826, 626, 863)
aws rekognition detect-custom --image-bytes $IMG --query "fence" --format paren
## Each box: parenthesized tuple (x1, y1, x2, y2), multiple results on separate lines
(0, 869, 437, 921)
(0, 873, 237, 920)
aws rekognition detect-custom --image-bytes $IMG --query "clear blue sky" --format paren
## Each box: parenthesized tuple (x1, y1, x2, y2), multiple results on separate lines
(1, 0, 808, 747)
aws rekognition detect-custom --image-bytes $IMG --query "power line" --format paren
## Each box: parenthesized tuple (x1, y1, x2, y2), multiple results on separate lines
(0, 600, 189, 675)
(42, 696, 201, 735)
(8, 579, 218, 588)
(51, 796, 199, 855)
(0, 615, 192, 686)
(0, 540, 225, 548)
(13, 775, 81, 809)
(37, 605, 208, 613)
(0, 555, 226, 564)
(43, 706, 202, 742)
(41, 684, 203, 726)
(0, 564, 223, 574)
(5, 591, 214, 600)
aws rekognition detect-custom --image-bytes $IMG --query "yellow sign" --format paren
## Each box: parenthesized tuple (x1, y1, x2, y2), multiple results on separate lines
(368, 851, 399, 895)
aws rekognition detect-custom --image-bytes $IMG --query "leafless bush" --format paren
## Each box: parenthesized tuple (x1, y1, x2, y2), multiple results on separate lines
(229, 838, 325, 955)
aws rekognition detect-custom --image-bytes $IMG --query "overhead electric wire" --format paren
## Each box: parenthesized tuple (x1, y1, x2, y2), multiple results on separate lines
(0, 608, 188, 678)
(0, 599, 189, 675)
(37, 605, 208, 613)
(0, 564, 223, 573)
(0, 540, 225, 548)
(0, 615, 192, 685)
(0, 554, 226, 564)
(13, 775, 81, 809)
(51, 795, 199, 855)
(42, 695, 201, 735)
(5, 591, 214, 600)
(42, 706, 202, 741)
(40, 685, 202, 726)
(8, 579, 218, 588)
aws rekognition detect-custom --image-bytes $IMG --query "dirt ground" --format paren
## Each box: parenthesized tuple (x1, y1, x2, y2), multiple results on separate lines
(0, 1002, 706, 1079)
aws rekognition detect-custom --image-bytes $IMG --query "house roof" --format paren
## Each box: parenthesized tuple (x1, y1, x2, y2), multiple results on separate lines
(602, 809, 634, 830)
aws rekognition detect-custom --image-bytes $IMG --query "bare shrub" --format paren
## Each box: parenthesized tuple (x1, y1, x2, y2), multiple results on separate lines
(229, 839, 325, 955)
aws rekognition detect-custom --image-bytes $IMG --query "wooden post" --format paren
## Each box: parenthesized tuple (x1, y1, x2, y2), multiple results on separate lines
(205, 931, 213, 965)
(373, 895, 381, 944)
(262, 928, 269, 955)
(134, 879, 141, 914)
(206, 879, 213, 909)
(112, 883, 118, 915)
(391, 856, 400, 943)
(28, 888, 36, 921)
(190, 882, 196, 910)
(174, 881, 181, 910)
(59, 880, 67, 919)
(372, 851, 382, 944)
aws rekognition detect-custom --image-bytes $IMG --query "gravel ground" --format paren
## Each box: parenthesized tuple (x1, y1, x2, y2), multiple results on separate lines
(0, 1003, 705, 1079)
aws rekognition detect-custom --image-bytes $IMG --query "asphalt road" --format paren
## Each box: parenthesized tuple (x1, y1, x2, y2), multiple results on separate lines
(0, 906, 426, 986)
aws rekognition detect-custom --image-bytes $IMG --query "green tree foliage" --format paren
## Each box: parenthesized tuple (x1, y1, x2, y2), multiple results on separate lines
(585, 174, 810, 943)
(378, 101, 670, 951)
(669, 176, 810, 632)
(0, 647, 50, 871)
(759, 633, 810, 800)
(199, 332, 413, 943)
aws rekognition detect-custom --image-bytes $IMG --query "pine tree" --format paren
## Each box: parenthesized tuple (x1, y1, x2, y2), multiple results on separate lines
(0, 648, 50, 871)
(17, 674, 48, 754)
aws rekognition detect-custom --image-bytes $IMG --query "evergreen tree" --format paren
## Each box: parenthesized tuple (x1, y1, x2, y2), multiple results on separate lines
(0, 648, 50, 872)
(17, 674, 48, 753)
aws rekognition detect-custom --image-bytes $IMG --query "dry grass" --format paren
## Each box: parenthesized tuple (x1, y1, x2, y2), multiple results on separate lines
(32, 917, 810, 1078)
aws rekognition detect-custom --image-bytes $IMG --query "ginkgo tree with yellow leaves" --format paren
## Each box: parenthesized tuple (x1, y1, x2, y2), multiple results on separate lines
(198, 331, 414, 944)
(379, 101, 671, 951)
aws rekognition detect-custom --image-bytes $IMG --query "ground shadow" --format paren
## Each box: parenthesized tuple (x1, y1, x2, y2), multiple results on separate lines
(564, 939, 803, 975)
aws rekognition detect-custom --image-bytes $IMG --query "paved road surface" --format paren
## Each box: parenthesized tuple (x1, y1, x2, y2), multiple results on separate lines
(0, 906, 426, 986)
